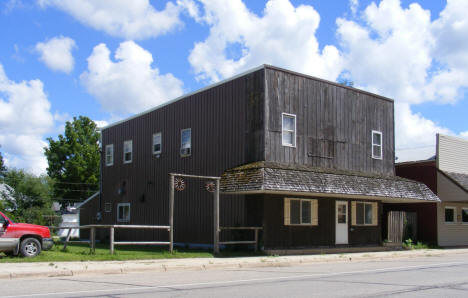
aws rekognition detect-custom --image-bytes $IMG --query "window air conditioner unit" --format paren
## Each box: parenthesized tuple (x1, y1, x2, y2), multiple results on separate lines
(180, 148, 191, 156)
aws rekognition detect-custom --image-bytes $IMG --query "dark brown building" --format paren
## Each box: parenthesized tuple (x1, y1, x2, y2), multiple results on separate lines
(80, 65, 438, 250)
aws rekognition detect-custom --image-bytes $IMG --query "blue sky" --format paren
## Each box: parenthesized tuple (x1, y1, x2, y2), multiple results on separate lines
(0, 0, 467, 174)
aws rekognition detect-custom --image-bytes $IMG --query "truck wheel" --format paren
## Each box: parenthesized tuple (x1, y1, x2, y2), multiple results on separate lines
(20, 238, 41, 257)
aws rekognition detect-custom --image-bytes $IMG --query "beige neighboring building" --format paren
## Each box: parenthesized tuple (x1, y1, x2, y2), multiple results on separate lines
(395, 134, 468, 246)
(436, 134, 468, 246)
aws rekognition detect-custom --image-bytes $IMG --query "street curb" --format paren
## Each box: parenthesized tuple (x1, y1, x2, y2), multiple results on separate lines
(2, 248, 468, 280)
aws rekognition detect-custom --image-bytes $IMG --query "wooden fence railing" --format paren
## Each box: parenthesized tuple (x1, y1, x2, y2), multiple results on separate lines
(219, 227, 263, 252)
(49, 224, 171, 254)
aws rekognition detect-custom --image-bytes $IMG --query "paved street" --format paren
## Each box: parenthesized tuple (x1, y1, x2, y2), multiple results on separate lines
(1, 253, 468, 297)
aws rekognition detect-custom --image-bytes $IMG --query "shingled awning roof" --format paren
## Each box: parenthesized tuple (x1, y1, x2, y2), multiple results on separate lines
(440, 171, 468, 192)
(221, 161, 439, 202)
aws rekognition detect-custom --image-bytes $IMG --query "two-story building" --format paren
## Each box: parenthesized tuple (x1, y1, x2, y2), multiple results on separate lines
(80, 65, 438, 250)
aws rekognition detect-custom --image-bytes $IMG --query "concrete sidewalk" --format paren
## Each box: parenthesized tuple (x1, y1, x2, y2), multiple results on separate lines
(1, 248, 468, 280)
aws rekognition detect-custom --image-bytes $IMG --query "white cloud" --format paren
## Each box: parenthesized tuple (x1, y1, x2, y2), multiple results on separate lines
(0, 64, 54, 175)
(35, 36, 76, 73)
(460, 131, 468, 139)
(349, 0, 359, 15)
(80, 41, 184, 116)
(336, 0, 468, 161)
(187, 0, 342, 82)
(38, 0, 183, 40)
(93, 120, 109, 129)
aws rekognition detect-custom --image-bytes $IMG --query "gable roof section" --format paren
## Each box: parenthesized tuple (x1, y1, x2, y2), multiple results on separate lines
(221, 161, 439, 202)
(439, 170, 468, 193)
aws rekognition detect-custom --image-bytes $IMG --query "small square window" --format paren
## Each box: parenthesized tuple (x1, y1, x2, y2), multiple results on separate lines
(180, 128, 191, 157)
(445, 207, 455, 223)
(117, 203, 130, 222)
(462, 208, 468, 223)
(104, 202, 112, 213)
(282, 113, 296, 147)
(153, 132, 162, 155)
(286, 198, 316, 225)
(123, 140, 132, 163)
(105, 144, 114, 166)
(372, 131, 383, 159)
(356, 202, 374, 225)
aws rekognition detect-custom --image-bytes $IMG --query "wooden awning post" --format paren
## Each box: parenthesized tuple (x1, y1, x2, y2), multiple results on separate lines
(169, 174, 174, 253)
(213, 179, 220, 254)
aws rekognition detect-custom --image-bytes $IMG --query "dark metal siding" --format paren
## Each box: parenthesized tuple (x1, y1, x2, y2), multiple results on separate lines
(81, 69, 265, 244)
(264, 67, 395, 176)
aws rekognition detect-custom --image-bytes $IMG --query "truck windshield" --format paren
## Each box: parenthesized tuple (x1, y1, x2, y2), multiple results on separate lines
(0, 213, 14, 224)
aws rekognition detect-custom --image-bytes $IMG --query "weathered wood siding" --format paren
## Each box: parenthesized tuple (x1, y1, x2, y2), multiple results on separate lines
(437, 134, 468, 175)
(82, 69, 265, 244)
(264, 67, 394, 176)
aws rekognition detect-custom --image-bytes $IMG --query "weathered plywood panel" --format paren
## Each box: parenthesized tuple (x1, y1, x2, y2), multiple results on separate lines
(264, 67, 394, 176)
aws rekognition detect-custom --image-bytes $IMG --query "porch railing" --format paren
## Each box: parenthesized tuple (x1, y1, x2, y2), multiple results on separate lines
(219, 227, 263, 252)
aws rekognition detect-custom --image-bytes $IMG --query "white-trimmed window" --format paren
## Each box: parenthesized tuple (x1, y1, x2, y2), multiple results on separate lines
(372, 130, 383, 159)
(153, 132, 162, 155)
(282, 113, 296, 147)
(105, 144, 114, 166)
(104, 202, 112, 213)
(445, 207, 456, 223)
(462, 208, 468, 223)
(123, 140, 132, 163)
(352, 201, 378, 226)
(117, 203, 130, 222)
(284, 198, 318, 226)
(180, 128, 191, 157)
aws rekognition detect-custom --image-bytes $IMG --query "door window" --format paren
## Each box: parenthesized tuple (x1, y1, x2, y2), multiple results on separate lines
(337, 204, 347, 223)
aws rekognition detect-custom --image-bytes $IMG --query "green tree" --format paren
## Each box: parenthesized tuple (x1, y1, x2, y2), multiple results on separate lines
(0, 149, 6, 178)
(2, 169, 58, 225)
(44, 116, 100, 206)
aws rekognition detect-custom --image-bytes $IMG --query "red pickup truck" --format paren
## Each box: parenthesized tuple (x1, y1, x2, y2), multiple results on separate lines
(0, 211, 53, 257)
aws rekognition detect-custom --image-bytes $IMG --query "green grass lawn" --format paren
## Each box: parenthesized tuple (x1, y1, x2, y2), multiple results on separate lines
(0, 243, 264, 263)
(0, 243, 214, 263)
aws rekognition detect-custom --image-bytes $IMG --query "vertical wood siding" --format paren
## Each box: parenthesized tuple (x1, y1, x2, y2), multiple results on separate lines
(264, 67, 395, 176)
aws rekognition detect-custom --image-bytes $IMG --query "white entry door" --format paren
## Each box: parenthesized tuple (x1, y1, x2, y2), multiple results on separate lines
(336, 201, 348, 244)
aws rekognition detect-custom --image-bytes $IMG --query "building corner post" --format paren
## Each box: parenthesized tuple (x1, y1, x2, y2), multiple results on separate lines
(214, 179, 220, 254)
(169, 174, 174, 253)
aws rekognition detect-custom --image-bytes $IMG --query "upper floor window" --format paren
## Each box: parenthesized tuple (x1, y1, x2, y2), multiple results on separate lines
(105, 144, 114, 166)
(282, 113, 296, 147)
(153, 132, 162, 155)
(180, 128, 191, 157)
(372, 130, 382, 159)
(123, 140, 132, 163)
